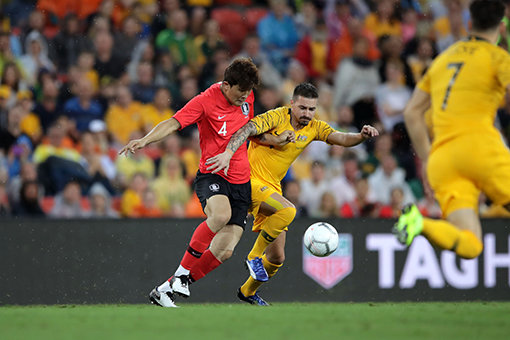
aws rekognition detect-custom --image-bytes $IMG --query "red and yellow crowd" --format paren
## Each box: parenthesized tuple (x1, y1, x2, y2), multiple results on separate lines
(1, 0, 509, 219)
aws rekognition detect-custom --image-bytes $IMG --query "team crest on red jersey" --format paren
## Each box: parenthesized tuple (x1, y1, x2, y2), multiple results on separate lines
(302, 233, 353, 289)
(241, 102, 250, 116)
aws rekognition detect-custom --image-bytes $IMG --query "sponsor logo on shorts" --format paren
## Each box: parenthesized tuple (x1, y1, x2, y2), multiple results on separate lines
(261, 186, 268, 192)
(209, 183, 220, 192)
(297, 135, 308, 141)
(241, 102, 250, 116)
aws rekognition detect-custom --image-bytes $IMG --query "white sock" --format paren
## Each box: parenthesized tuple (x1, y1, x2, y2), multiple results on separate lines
(174, 265, 190, 277)
(158, 280, 172, 293)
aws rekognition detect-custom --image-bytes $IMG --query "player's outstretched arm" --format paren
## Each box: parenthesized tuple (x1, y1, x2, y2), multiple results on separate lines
(206, 121, 258, 175)
(327, 125, 379, 147)
(119, 117, 181, 156)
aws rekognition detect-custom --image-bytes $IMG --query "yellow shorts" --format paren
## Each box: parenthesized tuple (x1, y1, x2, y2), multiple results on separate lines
(428, 135, 510, 217)
(249, 178, 286, 232)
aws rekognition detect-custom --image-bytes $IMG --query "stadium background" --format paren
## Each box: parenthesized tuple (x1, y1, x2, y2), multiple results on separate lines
(0, 0, 509, 307)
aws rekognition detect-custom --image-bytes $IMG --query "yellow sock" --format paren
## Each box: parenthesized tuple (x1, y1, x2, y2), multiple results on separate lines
(247, 207, 296, 260)
(240, 254, 282, 297)
(422, 218, 483, 259)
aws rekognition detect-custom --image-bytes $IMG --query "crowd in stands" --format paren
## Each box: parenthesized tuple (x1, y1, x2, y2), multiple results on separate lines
(1, 0, 510, 219)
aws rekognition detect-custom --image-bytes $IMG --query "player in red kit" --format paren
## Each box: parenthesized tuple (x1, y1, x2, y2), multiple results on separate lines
(119, 58, 262, 307)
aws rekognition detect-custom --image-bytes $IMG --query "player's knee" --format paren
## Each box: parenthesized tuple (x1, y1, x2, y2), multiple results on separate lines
(217, 249, 233, 262)
(208, 210, 232, 228)
(277, 206, 296, 226)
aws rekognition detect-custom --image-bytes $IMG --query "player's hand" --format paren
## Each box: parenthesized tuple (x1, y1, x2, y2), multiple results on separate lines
(205, 150, 233, 176)
(276, 130, 295, 146)
(360, 125, 379, 140)
(118, 138, 147, 156)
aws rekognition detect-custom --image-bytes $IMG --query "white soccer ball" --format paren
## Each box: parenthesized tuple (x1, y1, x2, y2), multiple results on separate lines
(303, 222, 339, 257)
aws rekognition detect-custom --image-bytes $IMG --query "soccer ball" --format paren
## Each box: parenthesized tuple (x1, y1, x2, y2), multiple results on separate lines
(303, 222, 339, 257)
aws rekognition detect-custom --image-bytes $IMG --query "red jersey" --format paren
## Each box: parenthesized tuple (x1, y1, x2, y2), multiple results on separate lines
(173, 83, 254, 184)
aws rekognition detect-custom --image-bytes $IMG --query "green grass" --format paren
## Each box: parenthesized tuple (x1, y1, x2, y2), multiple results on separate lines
(1, 302, 509, 340)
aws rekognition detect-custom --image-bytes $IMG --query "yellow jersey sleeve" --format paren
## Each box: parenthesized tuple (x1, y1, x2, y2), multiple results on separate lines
(494, 49, 510, 89)
(314, 119, 336, 142)
(250, 107, 288, 135)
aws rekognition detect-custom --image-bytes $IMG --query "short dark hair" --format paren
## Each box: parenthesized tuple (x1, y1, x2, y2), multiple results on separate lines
(470, 0, 505, 32)
(223, 57, 259, 92)
(292, 82, 319, 100)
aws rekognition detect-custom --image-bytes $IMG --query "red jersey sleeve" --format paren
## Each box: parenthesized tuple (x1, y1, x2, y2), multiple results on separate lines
(173, 94, 206, 129)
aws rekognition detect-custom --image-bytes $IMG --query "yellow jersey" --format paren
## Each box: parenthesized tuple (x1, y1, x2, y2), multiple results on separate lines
(249, 106, 335, 190)
(417, 36, 510, 151)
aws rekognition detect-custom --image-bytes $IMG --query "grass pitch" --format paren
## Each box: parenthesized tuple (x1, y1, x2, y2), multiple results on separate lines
(1, 302, 509, 340)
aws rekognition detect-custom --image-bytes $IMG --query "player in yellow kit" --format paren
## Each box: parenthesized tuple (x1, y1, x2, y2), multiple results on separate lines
(206, 83, 378, 304)
(394, 0, 510, 259)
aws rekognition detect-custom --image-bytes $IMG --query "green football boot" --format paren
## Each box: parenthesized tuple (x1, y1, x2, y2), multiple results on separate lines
(393, 204, 424, 246)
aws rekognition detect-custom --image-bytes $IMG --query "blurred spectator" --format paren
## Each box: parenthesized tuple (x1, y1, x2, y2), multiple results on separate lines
(0, 104, 24, 154)
(130, 62, 157, 104)
(1, 62, 25, 99)
(336, 105, 368, 161)
(155, 9, 199, 73)
(363, 132, 393, 175)
(19, 31, 55, 86)
(7, 161, 39, 205)
(80, 131, 116, 192)
(104, 85, 143, 145)
(363, 0, 402, 39)
(282, 179, 308, 217)
(407, 37, 435, 84)
(377, 34, 414, 89)
(333, 36, 379, 129)
(368, 154, 415, 205)
(88, 182, 119, 218)
(153, 51, 176, 89)
(87, 14, 113, 42)
(235, 34, 281, 89)
(49, 13, 93, 73)
(257, 0, 300, 75)
(194, 19, 227, 67)
(93, 31, 128, 82)
(324, 0, 369, 40)
(17, 91, 42, 144)
(401, 8, 419, 44)
(0, 85, 10, 129)
(331, 152, 373, 208)
(5, 134, 33, 179)
(316, 82, 335, 123)
(134, 187, 163, 218)
(19, 10, 47, 51)
(282, 60, 307, 103)
(153, 155, 190, 216)
(121, 172, 148, 217)
(12, 180, 45, 217)
(33, 74, 62, 133)
(115, 136, 155, 188)
(49, 180, 89, 218)
(340, 176, 378, 218)
(253, 85, 284, 116)
(34, 123, 90, 195)
(76, 51, 100, 91)
(378, 186, 405, 218)
(295, 19, 335, 80)
(316, 191, 339, 218)
(184, 190, 207, 218)
(295, 0, 319, 38)
(300, 161, 331, 217)
(180, 129, 200, 182)
(431, 0, 468, 52)
(128, 40, 155, 82)
(329, 17, 380, 73)
(114, 15, 142, 58)
(175, 76, 199, 111)
(0, 29, 19, 76)
(151, 0, 182, 39)
(375, 62, 412, 132)
(198, 44, 230, 91)
(63, 77, 104, 132)
(141, 87, 174, 133)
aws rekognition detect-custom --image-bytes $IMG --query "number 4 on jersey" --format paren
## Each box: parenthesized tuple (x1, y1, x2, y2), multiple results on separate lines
(441, 62, 464, 110)
(218, 122, 227, 136)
